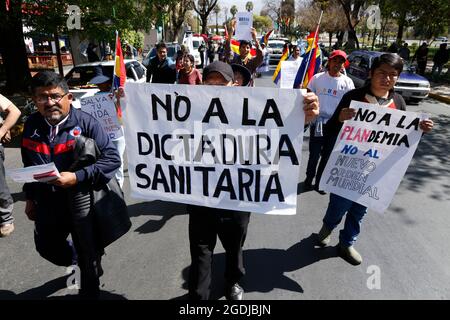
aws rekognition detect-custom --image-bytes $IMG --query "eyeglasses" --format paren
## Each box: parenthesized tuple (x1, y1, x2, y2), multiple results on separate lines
(35, 92, 69, 104)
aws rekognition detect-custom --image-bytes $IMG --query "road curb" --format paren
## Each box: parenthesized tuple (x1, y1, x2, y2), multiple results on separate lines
(429, 92, 450, 104)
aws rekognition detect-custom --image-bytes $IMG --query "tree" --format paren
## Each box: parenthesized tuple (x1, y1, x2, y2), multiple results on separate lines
(213, 4, 221, 34)
(299, 0, 347, 48)
(230, 5, 238, 18)
(253, 14, 273, 32)
(262, 0, 282, 32)
(0, 0, 31, 93)
(246, 1, 254, 12)
(193, 0, 219, 35)
(335, 0, 366, 49)
(1, 0, 166, 94)
(168, 0, 194, 41)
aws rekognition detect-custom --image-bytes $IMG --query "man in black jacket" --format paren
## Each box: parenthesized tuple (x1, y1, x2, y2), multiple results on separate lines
(145, 42, 176, 84)
(316, 53, 434, 266)
(22, 71, 120, 299)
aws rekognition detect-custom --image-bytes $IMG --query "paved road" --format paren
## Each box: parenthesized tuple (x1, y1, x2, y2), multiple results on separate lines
(1, 68, 449, 300)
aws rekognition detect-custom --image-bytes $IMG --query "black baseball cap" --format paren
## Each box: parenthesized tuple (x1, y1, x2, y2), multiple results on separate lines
(231, 64, 252, 86)
(203, 61, 234, 82)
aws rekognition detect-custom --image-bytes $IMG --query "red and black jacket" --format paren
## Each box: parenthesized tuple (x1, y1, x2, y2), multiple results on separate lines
(21, 107, 121, 200)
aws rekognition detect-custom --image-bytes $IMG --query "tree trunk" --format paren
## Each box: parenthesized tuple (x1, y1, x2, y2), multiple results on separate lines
(201, 16, 208, 35)
(328, 32, 333, 49)
(0, 0, 31, 94)
(396, 10, 406, 44)
(371, 29, 378, 50)
(347, 29, 359, 49)
(54, 31, 64, 77)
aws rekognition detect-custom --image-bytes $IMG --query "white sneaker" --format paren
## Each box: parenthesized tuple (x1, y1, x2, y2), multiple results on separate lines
(0, 223, 14, 237)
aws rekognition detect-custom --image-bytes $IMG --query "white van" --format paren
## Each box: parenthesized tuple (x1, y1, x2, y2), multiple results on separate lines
(183, 34, 206, 67)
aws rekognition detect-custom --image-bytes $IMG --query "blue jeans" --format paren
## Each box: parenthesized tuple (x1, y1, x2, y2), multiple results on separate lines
(323, 193, 368, 247)
(112, 133, 126, 188)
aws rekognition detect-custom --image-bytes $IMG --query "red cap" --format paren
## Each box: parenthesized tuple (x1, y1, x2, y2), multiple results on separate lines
(329, 50, 347, 60)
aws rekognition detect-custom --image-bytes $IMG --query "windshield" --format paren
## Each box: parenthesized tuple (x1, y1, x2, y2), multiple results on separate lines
(269, 42, 285, 49)
(65, 65, 114, 88)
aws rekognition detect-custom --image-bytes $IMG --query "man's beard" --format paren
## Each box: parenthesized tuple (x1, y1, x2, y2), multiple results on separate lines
(45, 107, 64, 123)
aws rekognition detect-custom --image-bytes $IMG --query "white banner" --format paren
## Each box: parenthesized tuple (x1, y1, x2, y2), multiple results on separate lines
(319, 101, 426, 213)
(280, 60, 302, 89)
(123, 83, 306, 215)
(80, 94, 123, 140)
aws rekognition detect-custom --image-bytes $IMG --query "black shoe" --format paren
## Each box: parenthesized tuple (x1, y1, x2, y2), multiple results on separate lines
(303, 178, 314, 191)
(78, 287, 100, 300)
(314, 185, 327, 195)
(225, 283, 243, 300)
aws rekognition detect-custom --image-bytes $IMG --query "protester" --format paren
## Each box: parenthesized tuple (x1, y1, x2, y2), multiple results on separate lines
(431, 43, 449, 78)
(387, 42, 399, 53)
(0, 94, 21, 237)
(317, 53, 433, 265)
(304, 50, 354, 194)
(174, 50, 185, 82)
(288, 45, 302, 62)
(256, 42, 270, 77)
(207, 41, 215, 64)
(231, 63, 252, 86)
(86, 43, 100, 62)
(89, 74, 126, 188)
(198, 42, 206, 68)
(217, 43, 225, 62)
(178, 54, 202, 85)
(225, 20, 263, 86)
(412, 42, 429, 75)
(22, 71, 121, 298)
(187, 61, 320, 300)
(146, 42, 176, 84)
(398, 42, 410, 62)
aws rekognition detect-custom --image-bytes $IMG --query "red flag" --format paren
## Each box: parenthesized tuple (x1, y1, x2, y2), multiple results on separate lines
(6, 0, 10, 11)
(113, 32, 126, 118)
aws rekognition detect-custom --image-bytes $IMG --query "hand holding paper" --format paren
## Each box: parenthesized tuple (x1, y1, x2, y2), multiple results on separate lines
(7, 163, 60, 183)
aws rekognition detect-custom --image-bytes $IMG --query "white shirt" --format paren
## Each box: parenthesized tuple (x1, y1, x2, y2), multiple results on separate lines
(307, 71, 354, 123)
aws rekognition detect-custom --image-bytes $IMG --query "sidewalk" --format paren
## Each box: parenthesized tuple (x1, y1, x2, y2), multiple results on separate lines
(429, 82, 450, 104)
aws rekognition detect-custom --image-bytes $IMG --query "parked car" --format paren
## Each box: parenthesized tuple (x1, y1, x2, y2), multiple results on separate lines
(267, 39, 289, 65)
(346, 50, 430, 103)
(65, 59, 147, 104)
(434, 36, 448, 42)
(142, 43, 180, 67)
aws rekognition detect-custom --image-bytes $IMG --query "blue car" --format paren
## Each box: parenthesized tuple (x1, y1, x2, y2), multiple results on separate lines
(346, 50, 430, 103)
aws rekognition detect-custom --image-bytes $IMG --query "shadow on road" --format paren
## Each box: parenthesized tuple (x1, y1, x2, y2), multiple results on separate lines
(127, 200, 187, 234)
(402, 114, 450, 199)
(0, 275, 127, 300)
(172, 234, 339, 300)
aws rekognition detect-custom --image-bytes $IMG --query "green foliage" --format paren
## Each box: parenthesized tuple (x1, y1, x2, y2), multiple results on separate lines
(121, 30, 145, 49)
(253, 14, 273, 32)
(23, 0, 169, 43)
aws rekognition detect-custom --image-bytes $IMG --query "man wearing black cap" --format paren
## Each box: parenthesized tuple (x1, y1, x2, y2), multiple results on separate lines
(187, 61, 320, 300)
(88, 74, 126, 188)
(231, 63, 252, 86)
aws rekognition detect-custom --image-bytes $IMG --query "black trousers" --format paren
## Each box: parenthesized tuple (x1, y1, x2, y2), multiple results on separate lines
(305, 127, 326, 185)
(33, 185, 103, 297)
(187, 205, 250, 300)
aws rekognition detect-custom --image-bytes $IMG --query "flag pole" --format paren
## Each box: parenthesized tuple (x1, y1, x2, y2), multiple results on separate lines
(112, 30, 119, 92)
(299, 10, 323, 88)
